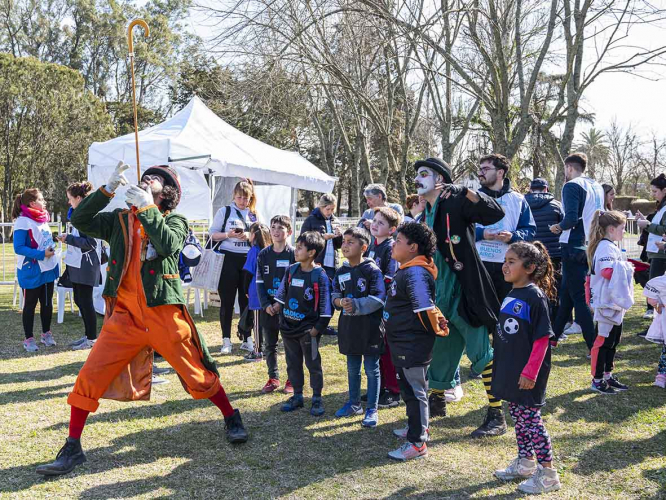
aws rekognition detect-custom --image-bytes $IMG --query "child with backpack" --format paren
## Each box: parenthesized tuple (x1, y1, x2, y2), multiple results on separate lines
(384, 222, 447, 461)
(492, 241, 560, 494)
(241, 222, 272, 360)
(256, 215, 295, 393)
(332, 227, 386, 427)
(274, 231, 332, 416)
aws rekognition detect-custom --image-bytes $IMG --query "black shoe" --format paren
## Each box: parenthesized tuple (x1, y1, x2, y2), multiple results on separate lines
(606, 375, 628, 391)
(471, 407, 507, 438)
(468, 368, 482, 380)
(360, 393, 368, 402)
(637, 329, 648, 338)
(224, 409, 249, 444)
(35, 438, 86, 476)
(153, 366, 170, 375)
(323, 326, 337, 336)
(591, 379, 618, 395)
(377, 390, 401, 408)
(428, 392, 447, 417)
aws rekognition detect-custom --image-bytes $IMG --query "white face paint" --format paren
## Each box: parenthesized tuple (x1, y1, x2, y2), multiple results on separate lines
(414, 167, 437, 195)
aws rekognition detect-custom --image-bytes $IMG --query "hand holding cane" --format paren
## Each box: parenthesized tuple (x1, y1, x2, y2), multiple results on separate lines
(127, 19, 150, 182)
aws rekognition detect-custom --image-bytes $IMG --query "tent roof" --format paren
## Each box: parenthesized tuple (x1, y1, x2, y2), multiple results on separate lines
(88, 96, 336, 193)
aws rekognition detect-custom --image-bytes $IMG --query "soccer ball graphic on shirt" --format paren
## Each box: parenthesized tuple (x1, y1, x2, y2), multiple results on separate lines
(503, 317, 520, 335)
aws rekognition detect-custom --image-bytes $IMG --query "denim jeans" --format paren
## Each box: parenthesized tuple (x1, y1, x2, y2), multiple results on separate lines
(553, 245, 595, 349)
(347, 355, 380, 410)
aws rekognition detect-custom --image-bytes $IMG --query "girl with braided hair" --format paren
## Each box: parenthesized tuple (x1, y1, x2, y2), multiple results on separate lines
(492, 241, 561, 494)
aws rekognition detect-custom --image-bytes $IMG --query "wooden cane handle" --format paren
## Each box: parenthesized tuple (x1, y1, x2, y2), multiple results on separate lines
(128, 19, 149, 53)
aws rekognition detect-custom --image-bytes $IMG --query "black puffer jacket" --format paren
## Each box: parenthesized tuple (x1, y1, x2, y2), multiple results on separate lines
(300, 208, 342, 268)
(524, 192, 564, 259)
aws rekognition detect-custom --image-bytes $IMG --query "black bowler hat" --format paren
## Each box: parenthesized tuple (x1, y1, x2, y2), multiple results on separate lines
(413, 158, 453, 184)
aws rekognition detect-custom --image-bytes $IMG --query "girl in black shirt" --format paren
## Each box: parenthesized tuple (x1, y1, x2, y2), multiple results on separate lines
(493, 241, 561, 494)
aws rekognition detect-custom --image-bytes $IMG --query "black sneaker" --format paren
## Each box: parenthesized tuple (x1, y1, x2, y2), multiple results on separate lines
(428, 392, 447, 417)
(324, 326, 338, 336)
(468, 368, 482, 380)
(605, 376, 628, 391)
(360, 393, 368, 402)
(590, 379, 617, 395)
(637, 329, 648, 338)
(35, 438, 87, 476)
(471, 407, 507, 438)
(224, 409, 249, 443)
(378, 390, 401, 408)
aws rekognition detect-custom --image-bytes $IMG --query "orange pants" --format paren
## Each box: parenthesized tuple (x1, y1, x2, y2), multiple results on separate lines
(68, 214, 220, 413)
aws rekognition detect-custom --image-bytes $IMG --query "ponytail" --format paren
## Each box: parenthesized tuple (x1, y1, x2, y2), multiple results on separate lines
(11, 188, 41, 220)
(508, 241, 556, 300)
(67, 181, 93, 199)
(587, 210, 627, 267)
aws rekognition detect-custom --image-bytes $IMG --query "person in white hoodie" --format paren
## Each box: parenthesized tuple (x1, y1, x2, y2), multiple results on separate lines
(587, 210, 634, 395)
(642, 274, 666, 388)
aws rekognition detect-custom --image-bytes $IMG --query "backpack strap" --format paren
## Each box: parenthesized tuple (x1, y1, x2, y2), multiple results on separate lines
(221, 206, 232, 232)
(312, 266, 325, 310)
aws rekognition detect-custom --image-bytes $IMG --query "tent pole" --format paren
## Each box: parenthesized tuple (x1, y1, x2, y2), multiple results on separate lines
(290, 188, 298, 246)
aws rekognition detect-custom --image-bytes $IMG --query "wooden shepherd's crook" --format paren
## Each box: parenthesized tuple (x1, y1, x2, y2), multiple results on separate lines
(128, 19, 150, 182)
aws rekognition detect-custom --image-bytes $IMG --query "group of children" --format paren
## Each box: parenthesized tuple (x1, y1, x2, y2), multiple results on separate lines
(14, 177, 659, 494)
(237, 200, 664, 495)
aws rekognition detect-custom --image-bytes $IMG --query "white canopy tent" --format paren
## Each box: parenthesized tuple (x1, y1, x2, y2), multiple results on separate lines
(87, 96, 336, 222)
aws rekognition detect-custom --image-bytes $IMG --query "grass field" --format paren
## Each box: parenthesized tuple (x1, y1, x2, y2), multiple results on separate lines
(0, 285, 664, 499)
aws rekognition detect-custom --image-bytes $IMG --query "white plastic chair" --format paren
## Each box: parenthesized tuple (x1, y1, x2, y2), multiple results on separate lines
(12, 278, 24, 310)
(183, 283, 205, 317)
(56, 286, 76, 323)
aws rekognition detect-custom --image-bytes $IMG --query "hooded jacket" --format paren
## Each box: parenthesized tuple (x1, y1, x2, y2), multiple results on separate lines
(383, 256, 447, 367)
(476, 178, 536, 263)
(300, 207, 342, 268)
(524, 192, 564, 259)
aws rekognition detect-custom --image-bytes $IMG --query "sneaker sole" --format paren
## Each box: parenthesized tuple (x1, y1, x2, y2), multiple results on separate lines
(362, 420, 378, 428)
(227, 434, 249, 444)
(494, 471, 535, 481)
(518, 483, 561, 494)
(378, 401, 400, 409)
(590, 386, 617, 395)
(35, 455, 86, 476)
(388, 451, 428, 461)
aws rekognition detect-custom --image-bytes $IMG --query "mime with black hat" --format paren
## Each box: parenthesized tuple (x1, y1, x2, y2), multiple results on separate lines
(413, 157, 508, 437)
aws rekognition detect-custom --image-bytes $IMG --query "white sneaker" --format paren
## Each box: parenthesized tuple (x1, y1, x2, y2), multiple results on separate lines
(151, 374, 170, 385)
(644, 309, 655, 320)
(444, 384, 464, 403)
(220, 338, 232, 355)
(564, 322, 572, 330)
(240, 339, 254, 352)
(392, 425, 431, 442)
(563, 322, 582, 335)
(518, 465, 561, 494)
(494, 457, 537, 481)
(72, 339, 96, 351)
(23, 337, 39, 352)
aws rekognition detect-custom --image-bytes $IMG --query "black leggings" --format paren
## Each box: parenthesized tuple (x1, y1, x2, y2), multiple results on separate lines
(72, 283, 97, 340)
(23, 282, 54, 339)
(217, 251, 249, 339)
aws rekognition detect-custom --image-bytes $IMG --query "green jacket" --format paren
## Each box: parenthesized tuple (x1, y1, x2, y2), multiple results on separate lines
(647, 202, 666, 260)
(71, 187, 218, 377)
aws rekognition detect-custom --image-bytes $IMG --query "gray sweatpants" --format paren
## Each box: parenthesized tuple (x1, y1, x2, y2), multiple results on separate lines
(283, 332, 324, 396)
(396, 365, 429, 443)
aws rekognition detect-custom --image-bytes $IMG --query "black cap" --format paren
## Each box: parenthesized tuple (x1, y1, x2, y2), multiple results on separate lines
(142, 165, 182, 207)
(413, 158, 453, 184)
(530, 178, 548, 190)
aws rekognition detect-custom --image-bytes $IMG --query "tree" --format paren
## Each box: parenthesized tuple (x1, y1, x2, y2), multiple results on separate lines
(604, 119, 638, 194)
(0, 54, 113, 218)
(577, 128, 609, 180)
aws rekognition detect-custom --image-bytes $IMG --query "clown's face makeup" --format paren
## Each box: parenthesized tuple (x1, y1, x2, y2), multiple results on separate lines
(414, 167, 437, 195)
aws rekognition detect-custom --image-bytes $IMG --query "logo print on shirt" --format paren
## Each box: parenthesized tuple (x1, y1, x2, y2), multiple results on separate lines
(503, 317, 520, 335)
(389, 281, 397, 297)
(357, 278, 367, 292)
(304, 287, 314, 301)
(288, 298, 299, 310)
(513, 302, 523, 315)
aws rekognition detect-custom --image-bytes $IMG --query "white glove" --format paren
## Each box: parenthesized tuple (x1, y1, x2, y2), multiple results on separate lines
(106, 161, 130, 193)
(126, 185, 153, 209)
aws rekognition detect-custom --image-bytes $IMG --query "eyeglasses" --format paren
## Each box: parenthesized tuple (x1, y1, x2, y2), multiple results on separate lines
(143, 174, 164, 183)
(478, 167, 497, 174)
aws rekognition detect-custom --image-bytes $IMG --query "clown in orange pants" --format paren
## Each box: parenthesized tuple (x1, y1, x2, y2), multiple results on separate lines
(37, 163, 248, 477)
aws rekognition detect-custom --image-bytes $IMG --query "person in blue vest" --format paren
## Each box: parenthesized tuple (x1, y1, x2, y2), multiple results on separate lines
(549, 153, 605, 351)
(476, 153, 536, 305)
